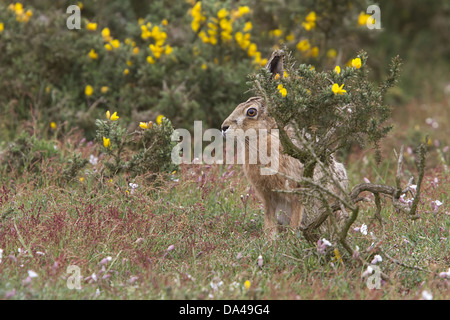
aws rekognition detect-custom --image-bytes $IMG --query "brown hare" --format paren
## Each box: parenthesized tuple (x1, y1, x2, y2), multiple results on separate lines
(221, 50, 348, 238)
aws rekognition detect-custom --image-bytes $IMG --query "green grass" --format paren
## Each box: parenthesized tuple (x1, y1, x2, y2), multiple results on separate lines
(0, 149, 448, 299)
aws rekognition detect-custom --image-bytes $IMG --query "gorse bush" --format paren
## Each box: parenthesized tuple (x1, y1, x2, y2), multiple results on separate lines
(1, 132, 60, 175)
(0, 0, 386, 142)
(253, 49, 402, 168)
(95, 111, 178, 178)
(0, 1, 446, 186)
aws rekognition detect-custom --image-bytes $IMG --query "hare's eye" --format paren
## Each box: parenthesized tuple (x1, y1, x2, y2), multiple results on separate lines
(246, 108, 257, 117)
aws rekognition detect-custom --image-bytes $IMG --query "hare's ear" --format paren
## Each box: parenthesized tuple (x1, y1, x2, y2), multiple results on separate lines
(265, 49, 284, 79)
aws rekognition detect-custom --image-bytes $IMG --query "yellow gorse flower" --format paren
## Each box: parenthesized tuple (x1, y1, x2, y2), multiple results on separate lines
(270, 29, 283, 37)
(88, 49, 98, 59)
(50, 122, 57, 130)
(277, 84, 287, 97)
(332, 83, 346, 95)
(110, 39, 120, 48)
(190, 2, 206, 32)
(103, 137, 111, 148)
(106, 111, 119, 121)
(352, 57, 362, 69)
(334, 65, 341, 74)
(10, 3, 32, 23)
(156, 115, 165, 125)
(110, 112, 119, 121)
(217, 8, 229, 19)
(285, 33, 294, 41)
(358, 12, 372, 26)
(0, 23, 4, 33)
(101, 28, 111, 41)
(296, 39, 310, 52)
(86, 22, 97, 31)
(244, 280, 251, 290)
(139, 121, 153, 129)
(243, 21, 252, 32)
(101, 86, 109, 94)
(165, 45, 173, 55)
(247, 43, 257, 57)
(238, 6, 250, 16)
(302, 11, 316, 31)
(85, 85, 93, 97)
(305, 11, 317, 23)
(149, 44, 165, 59)
(235, 32, 251, 50)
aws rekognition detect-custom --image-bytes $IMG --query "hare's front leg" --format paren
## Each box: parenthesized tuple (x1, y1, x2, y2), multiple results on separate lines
(263, 199, 278, 239)
(289, 200, 303, 229)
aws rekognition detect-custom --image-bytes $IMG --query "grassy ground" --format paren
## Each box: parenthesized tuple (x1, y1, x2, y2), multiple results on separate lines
(0, 97, 449, 300)
(0, 137, 448, 299)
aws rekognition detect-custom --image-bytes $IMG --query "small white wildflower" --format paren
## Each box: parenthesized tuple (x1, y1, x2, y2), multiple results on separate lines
(89, 154, 98, 165)
(100, 256, 112, 265)
(28, 270, 38, 278)
(257, 255, 263, 268)
(210, 280, 223, 291)
(409, 185, 417, 192)
(129, 183, 138, 189)
(321, 238, 332, 247)
(360, 223, 368, 235)
(421, 290, 433, 300)
(371, 254, 382, 264)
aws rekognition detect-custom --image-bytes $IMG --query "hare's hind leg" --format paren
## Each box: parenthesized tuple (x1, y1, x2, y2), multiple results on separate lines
(289, 200, 303, 229)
